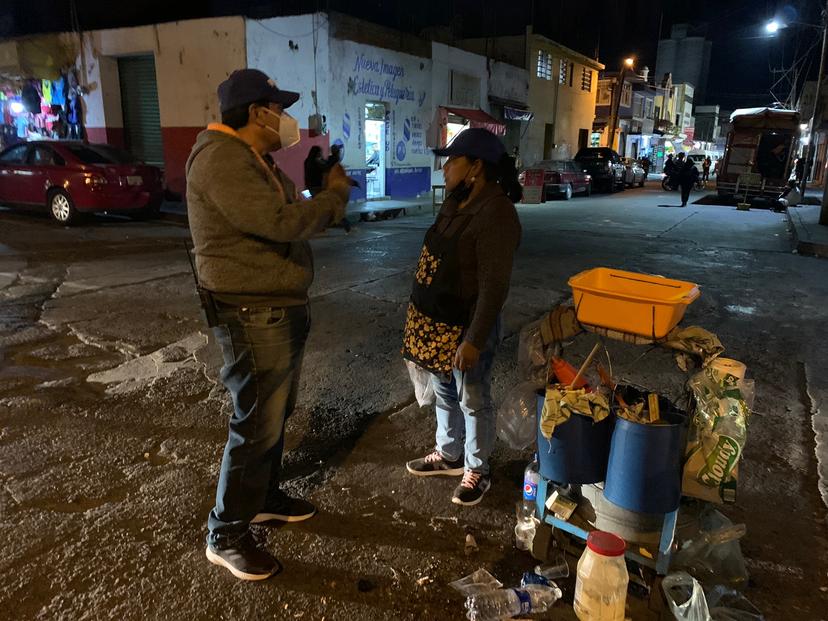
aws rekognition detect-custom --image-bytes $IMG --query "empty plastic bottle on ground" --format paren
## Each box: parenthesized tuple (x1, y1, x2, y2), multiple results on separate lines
(465, 584, 562, 621)
(574, 531, 629, 621)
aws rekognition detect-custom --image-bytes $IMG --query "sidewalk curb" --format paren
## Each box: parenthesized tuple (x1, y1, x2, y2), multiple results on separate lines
(787, 207, 828, 258)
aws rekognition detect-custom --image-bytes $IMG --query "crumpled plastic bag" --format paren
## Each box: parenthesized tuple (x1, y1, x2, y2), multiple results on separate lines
(540, 386, 609, 438)
(662, 571, 711, 621)
(518, 320, 547, 385)
(685, 367, 753, 490)
(674, 507, 749, 589)
(496, 382, 540, 450)
(405, 359, 435, 407)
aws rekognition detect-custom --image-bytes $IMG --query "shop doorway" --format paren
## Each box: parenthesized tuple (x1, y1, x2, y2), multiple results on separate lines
(364, 102, 386, 199)
(117, 56, 163, 166)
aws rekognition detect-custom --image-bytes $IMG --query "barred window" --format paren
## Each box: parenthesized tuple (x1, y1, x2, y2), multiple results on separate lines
(581, 68, 593, 92)
(559, 59, 568, 84)
(536, 50, 552, 80)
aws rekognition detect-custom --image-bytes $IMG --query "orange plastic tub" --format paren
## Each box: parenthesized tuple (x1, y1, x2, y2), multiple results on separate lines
(568, 268, 700, 338)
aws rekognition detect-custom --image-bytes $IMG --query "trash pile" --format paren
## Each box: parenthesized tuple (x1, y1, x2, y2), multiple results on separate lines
(486, 267, 764, 620)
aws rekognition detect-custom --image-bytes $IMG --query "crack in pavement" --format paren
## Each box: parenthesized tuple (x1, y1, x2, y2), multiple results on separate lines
(53, 270, 193, 299)
(657, 210, 699, 236)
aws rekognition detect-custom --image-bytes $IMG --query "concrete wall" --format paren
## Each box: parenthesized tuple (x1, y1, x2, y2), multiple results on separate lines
(489, 61, 529, 105)
(246, 14, 333, 190)
(80, 17, 247, 194)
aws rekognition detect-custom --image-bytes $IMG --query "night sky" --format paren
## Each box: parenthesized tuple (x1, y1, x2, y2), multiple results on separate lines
(2, 0, 823, 110)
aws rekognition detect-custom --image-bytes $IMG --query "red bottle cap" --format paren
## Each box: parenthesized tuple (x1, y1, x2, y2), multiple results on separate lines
(586, 531, 626, 557)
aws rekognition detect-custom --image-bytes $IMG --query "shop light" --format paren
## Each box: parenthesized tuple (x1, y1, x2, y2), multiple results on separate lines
(10, 101, 24, 114)
(800, 123, 809, 131)
(765, 20, 780, 34)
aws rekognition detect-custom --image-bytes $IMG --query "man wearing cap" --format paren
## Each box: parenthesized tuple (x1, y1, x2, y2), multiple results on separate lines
(186, 69, 352, 581)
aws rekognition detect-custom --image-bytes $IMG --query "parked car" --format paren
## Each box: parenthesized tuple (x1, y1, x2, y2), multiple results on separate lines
(0, 141, 164, 225)
(518, 159, 592, 200)
(574, 147, 626, 192)
(620, 157, 646, 187)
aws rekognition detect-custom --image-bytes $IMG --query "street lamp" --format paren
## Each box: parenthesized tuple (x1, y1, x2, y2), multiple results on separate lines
(766, 20, 780, 34)
(624, 57, 634, 68)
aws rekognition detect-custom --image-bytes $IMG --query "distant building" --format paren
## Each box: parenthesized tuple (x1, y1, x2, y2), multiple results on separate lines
(694, 105, 721, 142)
(799, 80, 828, 186)
(459, 27, 604, 164)
(654, 24, 712, 105)
(593, 72, 656, 158)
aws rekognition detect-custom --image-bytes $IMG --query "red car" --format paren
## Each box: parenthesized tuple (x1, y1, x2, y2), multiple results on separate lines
(0, 141, 164, 224)
(519, 159, 592, 200)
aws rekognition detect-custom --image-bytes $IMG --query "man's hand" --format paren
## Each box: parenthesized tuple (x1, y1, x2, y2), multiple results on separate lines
(325, 164, 353, 202)
(454, 341, 480, 372)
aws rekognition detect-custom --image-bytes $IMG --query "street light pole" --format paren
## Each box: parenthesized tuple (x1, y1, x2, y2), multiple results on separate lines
(805, 2, 827, 194)
(607, 58, 633, 152)
(818, 0, 828, 224)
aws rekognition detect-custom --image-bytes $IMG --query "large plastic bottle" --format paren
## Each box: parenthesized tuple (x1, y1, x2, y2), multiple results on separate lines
(465, 584, 563, 621)
(574, 531, 629, 621)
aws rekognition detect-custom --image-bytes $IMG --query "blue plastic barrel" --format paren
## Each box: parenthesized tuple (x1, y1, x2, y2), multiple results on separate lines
(604, 388, 689, 514)
(536, 390, 614, 484)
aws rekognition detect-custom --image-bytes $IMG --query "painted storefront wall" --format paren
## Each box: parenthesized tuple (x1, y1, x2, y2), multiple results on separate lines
(326, 38, 432, 200)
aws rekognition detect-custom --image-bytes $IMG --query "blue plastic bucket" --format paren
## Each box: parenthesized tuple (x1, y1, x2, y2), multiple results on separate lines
(604, 387, 689, 514)
(536, 390, 614, 484)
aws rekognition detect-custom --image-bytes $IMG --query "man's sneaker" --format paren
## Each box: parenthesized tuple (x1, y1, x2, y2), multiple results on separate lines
(252, 495, 317, 524)
(406, 450, 465, 477)
(452, 470, 491, 506)
(205, 531, 281, 581)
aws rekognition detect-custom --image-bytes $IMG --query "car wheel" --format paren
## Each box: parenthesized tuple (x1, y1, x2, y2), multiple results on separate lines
(562, 184, 572, 200)
(638, 178, 645, 187)
(48, 189, 80, 225)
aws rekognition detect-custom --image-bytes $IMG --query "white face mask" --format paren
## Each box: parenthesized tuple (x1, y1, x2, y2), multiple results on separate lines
(261, 107, 301, 149)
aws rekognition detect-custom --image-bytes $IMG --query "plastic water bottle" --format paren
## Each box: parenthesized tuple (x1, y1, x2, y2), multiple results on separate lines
(465, 584, 562, 621)
(522, 454, 540, 515)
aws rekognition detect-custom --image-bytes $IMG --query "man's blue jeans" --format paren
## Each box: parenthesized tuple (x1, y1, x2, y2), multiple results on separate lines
(207, 304, 309, 547)
(429, 321, 500, 475)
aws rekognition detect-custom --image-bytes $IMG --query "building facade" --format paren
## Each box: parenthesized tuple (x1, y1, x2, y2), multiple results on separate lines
(654, 23, 712, 105)
(1, 13, 531, 202)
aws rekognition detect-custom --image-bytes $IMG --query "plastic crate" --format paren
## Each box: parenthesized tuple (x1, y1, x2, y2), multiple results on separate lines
(568, 268, 700, 339)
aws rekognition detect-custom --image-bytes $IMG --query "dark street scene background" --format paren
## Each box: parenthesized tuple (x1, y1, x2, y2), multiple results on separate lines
(1, 0, 828, 619)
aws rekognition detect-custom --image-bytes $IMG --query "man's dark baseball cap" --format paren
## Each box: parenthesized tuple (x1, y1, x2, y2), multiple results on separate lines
(217, 69, 300, 113)
(432, 128, 505, 164)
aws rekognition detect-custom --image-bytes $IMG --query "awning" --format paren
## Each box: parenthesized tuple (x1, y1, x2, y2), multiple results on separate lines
(504, 105, 533, 122)
(443, 106, 506, 136)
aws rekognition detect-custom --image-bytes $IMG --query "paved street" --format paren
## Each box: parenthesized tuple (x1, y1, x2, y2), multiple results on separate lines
(1, 182, 827, 620)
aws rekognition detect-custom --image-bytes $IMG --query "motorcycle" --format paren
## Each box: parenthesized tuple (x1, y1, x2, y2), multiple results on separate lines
(662, 172, 679, 191)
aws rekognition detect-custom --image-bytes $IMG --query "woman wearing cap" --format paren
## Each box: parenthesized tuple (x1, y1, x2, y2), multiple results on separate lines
(403, 128, 522, 506)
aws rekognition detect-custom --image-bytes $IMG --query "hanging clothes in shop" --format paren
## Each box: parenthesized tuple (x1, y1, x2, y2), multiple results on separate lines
(41, 80, 52, 105)
(51, 75, 66, 107)
(67, 89, 84, 140)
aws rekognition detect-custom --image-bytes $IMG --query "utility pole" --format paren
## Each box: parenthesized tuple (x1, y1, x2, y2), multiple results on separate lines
(818, 0, 828, 224)
(607, 58, 633, 152)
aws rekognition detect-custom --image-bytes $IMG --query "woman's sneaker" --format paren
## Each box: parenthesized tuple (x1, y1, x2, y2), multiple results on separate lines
(205, 531, 282, 581)
(452, 470, 491, 506)
(406, 450, 464, 476)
